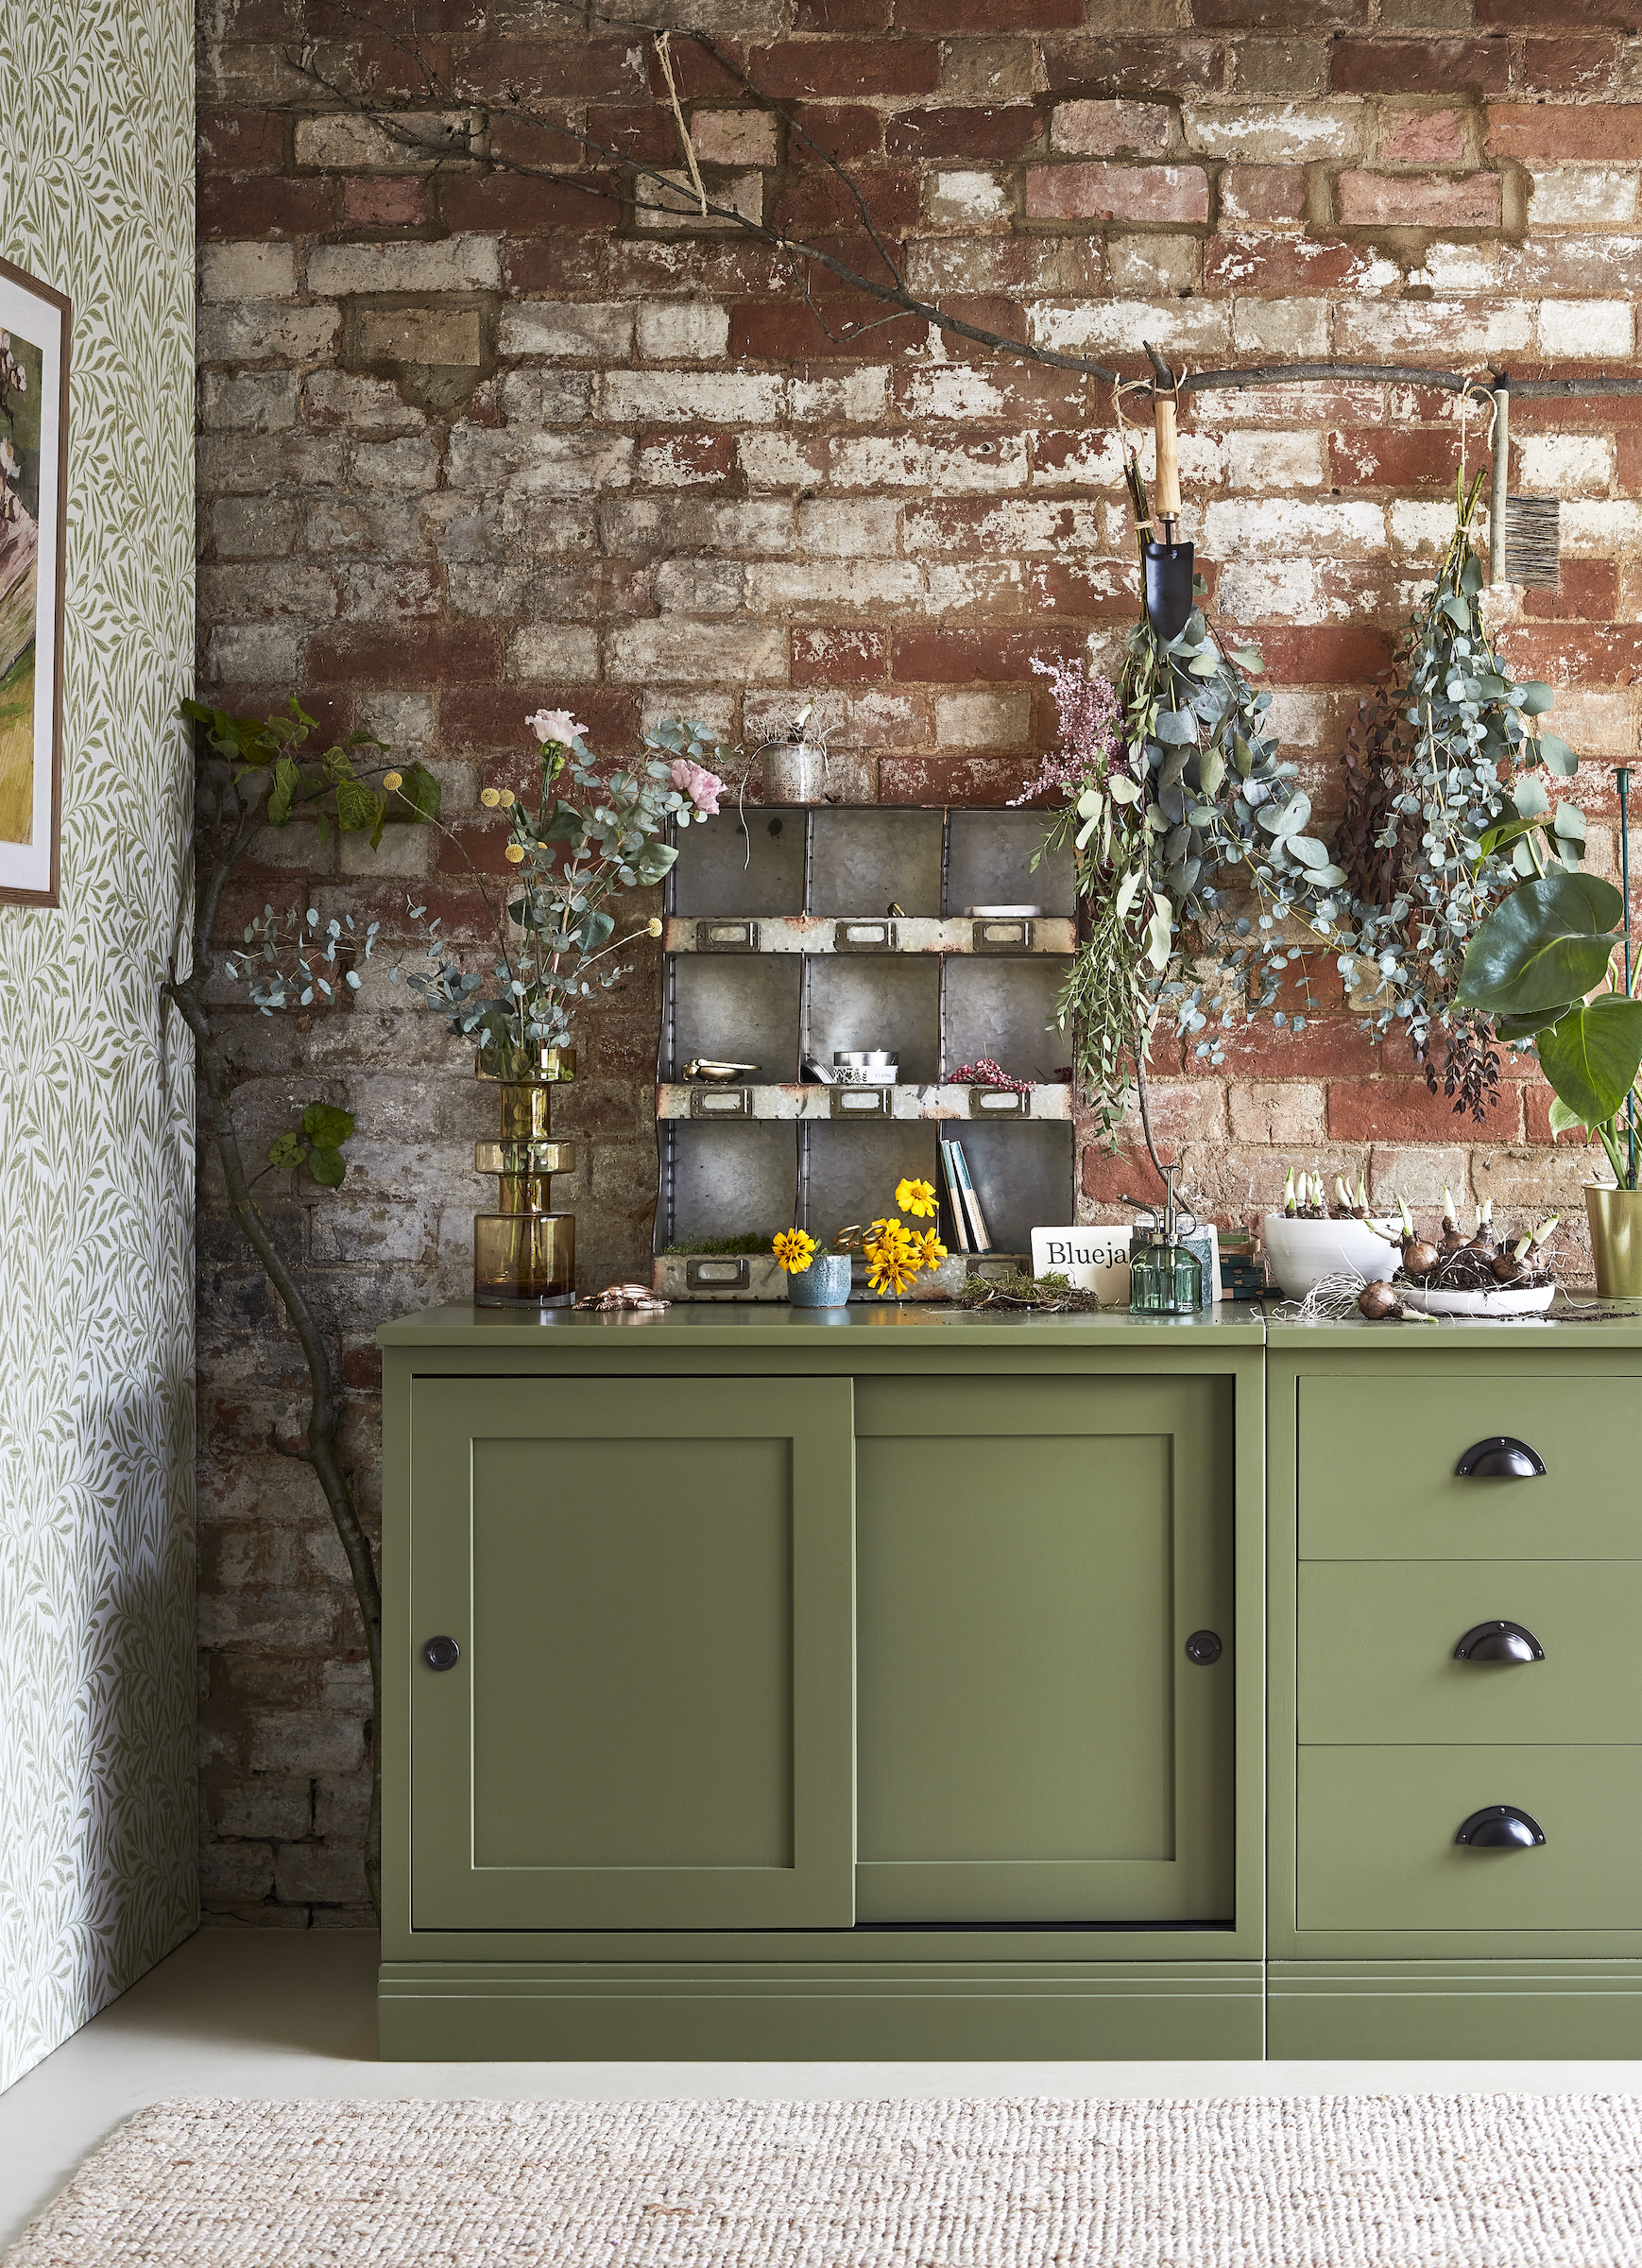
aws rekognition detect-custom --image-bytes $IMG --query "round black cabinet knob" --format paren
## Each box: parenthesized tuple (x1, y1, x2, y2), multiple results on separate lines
(1184, 1629, 1223, 1666)
(1454, 1621, 1545, 1664)
(421, 1635, 461, 1672)
(1455, 1805, 1546, 1849)
(1455, 1436, 1547, 1480)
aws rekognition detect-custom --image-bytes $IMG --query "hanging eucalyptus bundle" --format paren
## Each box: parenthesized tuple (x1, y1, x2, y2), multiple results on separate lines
(1337, 467, 1586, 1119)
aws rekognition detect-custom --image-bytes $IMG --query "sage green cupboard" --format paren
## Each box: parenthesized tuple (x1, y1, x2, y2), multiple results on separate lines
(379, 1307, 1264, 2060)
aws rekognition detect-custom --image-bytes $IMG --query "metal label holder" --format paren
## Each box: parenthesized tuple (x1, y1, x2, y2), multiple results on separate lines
(690, 1087, 755, 1118)
(834, 919, 897, 953)
(695, 919, 760, 952)
(684, 1256, 752, 1290)
(830, 1087, 893, 1119)
(968, 1087, 1031, 1118)
(972, 919, 1034, 953)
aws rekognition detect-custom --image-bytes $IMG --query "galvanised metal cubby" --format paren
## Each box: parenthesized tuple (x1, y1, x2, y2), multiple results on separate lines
(652, 804, 1078, 1296)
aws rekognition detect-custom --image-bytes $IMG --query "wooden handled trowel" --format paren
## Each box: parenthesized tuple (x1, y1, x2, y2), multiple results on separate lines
(1142, 343, 1194, 642)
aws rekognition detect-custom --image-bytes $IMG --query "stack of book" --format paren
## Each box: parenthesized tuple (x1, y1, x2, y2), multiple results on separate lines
(939, 1140, 992, 1253)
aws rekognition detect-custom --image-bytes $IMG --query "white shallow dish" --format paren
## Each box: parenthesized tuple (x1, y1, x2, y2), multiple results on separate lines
(1395, 1281, 1556, 1316)
(964, 904, 1043, 918)
(1262, 1213, 1398, 1300)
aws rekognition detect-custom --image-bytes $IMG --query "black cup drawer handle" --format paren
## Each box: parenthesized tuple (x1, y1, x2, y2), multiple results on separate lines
(421, 1636, 461, 1672)
(1455, 1805, 1546, 1849)
(1454, 1621, 1545, 1663)
(1455, 1436, 1547, 1480)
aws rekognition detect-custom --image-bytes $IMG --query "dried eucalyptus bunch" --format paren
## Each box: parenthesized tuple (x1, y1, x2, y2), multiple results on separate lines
(1337, 471, 1586, 1120)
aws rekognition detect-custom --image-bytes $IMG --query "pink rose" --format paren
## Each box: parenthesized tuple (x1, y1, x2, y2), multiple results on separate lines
(670, 759, 725, 816)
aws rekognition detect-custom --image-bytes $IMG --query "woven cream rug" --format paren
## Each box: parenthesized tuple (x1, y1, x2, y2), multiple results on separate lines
(8, 2093, 1642, 2267)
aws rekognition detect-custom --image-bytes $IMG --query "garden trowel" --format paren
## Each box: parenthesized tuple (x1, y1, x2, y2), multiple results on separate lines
(1143, 343, 1194, 641)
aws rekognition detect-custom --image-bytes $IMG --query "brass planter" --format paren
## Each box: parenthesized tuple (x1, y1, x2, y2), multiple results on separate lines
(473, 1045, 576, 1307)
(1584, 1182, 1642, 1298)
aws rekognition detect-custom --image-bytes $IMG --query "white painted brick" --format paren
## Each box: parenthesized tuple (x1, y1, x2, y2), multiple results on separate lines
(606, 621, 787, 683)
(1217, 559, 1358, 625)
(830, 434, 1029, 492)
(1181, 101, 1363, 161)
(738, 433, 829, 490)
(923, 171, 1011, 226)
(1538, 300, 1635, 359)
(351, 437, 441, 492)
(634, 169, 762, 230)
(1202, 499, 1385, 558)
(499, 301, 635, 359)
(655, 558, 747, 612)
(636, 301, 731, 359)
(1548, 687, 1636, 751)
(602, 370, 784, 423)
(1560, 500, 1642, 553)
(507, 625, 600, 679)
(743, 561, 926, 615)
(900, 364, 1067, 421)
(925, 560, 1031, 614)
(601, 498, 795, 554)
(509, 434, 636, 496)
(642, 692, 738, 739)
(1032, 299, 1232, 357)
(934, 689, 1032, 747)
(207, 623, 301, 683)
(1336, 300, 1533, 357)
(294, 110, 474, 170)
(199, 243, 296, 301)
(303, 371, 425, 434)
(1390, 499, 1462, 556)
(750, 689, 922, 748)
(197, 301, 340, 365)
(903, 497, 1104, 554)
(1528, 165, 1640, 225)
(307, 237, 500, 294)
(1108, 235, 1200, 296)
(1226, 431, 1327, 492)
(691, 110, 778, 167)
(200, 370, 299, 432)
(795, 499, 901, 558)
(1039, 429, 1225, 491)
(1409, 241, 1500, 292)
(1516, 435, 1615, 496)
(1230, 296, 1330, 358)
(789, 368, 889, 423)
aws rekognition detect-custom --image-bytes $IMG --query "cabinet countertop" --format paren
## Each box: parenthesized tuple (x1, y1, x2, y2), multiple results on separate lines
(379, 1298, 1642, 1350)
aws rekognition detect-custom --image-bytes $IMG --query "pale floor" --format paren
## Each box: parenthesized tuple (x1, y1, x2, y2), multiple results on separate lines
(5, 1932, 1642, 2252)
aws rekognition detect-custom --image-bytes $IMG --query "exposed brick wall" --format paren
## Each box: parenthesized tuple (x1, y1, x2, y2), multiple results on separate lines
(197, 0, 1642, 1917)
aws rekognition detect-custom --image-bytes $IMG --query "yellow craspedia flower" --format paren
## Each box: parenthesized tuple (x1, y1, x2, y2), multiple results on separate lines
(504, 842, 526, 864)
(382, 770, 402, 792)
(773, 1228, 817, 1275)
(481, 786, 502, 808)
(646, 917, 663, 937)
(896, 1177, 937, 1219)
(499, 789, 516, 807)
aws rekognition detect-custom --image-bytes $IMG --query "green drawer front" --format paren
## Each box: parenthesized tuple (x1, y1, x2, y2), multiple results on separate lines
(1299, 1562, 1642, 1746)
(1296, 1745, 1642, 1931)
(1298, 1374, 1642, 1559)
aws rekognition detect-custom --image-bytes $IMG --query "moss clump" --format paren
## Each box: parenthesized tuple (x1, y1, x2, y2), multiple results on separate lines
(955, 1268, 1099, 1313)
(661, 1233, 777, 1257)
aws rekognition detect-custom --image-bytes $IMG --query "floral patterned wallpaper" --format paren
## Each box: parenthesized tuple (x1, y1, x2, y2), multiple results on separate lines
(0, 0, 196, 2089)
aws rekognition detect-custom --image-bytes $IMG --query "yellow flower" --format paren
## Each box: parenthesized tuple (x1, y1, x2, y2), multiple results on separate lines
(869, 1215, 914, 1248)
(866, 1245, 918, 1297)
(646, 917, 663, 937)
(481, 786, 502, 809)
(772, 1228, 817, 1275)
(915, 1227, 947, 1269)
(504, 842, 526, 864)
(382, 770, 402, 792)
(499, 789, 516, 807)
(896, 1177, 937, 1219)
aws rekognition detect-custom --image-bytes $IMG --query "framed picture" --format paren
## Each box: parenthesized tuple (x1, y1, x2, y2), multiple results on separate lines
(0, 252, 69, 906)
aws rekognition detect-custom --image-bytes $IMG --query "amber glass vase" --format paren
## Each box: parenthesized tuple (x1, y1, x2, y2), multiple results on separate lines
(472, 1044, 576, 1307)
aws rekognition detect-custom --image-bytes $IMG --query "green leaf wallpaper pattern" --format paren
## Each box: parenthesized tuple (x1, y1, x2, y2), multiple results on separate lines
(0, 0, 196, 2090)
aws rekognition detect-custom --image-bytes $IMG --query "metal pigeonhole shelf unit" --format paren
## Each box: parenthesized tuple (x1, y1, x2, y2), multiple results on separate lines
(652, 804, 1077, 1299)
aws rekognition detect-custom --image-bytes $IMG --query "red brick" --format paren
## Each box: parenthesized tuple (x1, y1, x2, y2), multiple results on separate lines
(197, 176, 334, 238)
(207, 687, 356, 744)
(1615, 431, 1642, 493)
(731, 298, 925, 358)
(1336, 170, 1502, 226)
(585, 104, 678, 163)
(1185, 1018, 1381, 1079)
(303, 0, 473, 29)
(1514, 392, 1642, 432)
(502, 235, 607, 295)
(1523, 561, 1617, 621)
(1220, 163, 1307, 221)
(1497, 625, 1642, 681)
(789, 103, 885, 161)
(898, 0, 1079, 26)
(441, 687, 638, 756)
(1379, 109, 1466, 165)
(308, 625, 504, 688)
(1082, 1143, 1156, 1204)
(1525, 1084, 1595, 1143)
(1331, 38, 1510, 93)
(456, 39, 647, 100)
(438, 169, 619, 232)
(1041, 36, 1226, 94)
(637, 432, 737, 485)
(342, 177, 424, 229)
(1329, 429, 1457, 490)
(1517, 36, 1621, 92)
(1025, 162, 1209, 222)
(891, 627, 1087, 681)
(1203, 233, 1379, 292)
(340, 1345, 383, 1392)
(883, 104, 1045, 161)
(771, 165, 921, 237)
(1194, 0, 1367, 26)
(1486, 102, 1642, 158)
(1479, 0, 1642, 22)
(747, 38, 942, 98)
(795, 0, 889, 26)
(794, 627, 890, 682)
(353, 38, 453, 96)
(1246, 627, 1395, 683)
(198, 105, 286, 174)
(435, 816, 519, 878)
(1326, 1077, 1522, 1141)
(878, 754, 1038, 802)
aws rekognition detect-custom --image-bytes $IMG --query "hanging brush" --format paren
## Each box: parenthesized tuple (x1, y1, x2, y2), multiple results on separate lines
(1489, 371, 1562, 589)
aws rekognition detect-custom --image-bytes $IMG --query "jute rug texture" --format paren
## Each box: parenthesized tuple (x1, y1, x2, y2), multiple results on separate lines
(7, 2092, 1642, 2267)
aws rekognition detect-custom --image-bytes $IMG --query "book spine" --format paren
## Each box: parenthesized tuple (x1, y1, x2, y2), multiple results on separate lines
(939, 1141, 971, 1252)
(950, 1140, 992, 1252)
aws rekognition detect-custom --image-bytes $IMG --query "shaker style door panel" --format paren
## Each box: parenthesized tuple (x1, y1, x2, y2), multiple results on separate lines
(409, 1377, 855, 1931)
(1298, 1375, 1642, 1561)
(853, 1377, 1235, 1924)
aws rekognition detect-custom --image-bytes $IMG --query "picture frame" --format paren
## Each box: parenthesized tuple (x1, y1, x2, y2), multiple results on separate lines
(0, 251, 70, 907)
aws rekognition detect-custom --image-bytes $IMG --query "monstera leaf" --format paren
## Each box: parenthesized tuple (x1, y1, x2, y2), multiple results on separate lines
(1535, 995, 1642, 1129)
(1456, 873, 1625, 1016)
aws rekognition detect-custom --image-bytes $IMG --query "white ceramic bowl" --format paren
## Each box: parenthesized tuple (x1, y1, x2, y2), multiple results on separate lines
(1395, 1282, 1556, 1316)
(1262, 1213, 1399, 1299)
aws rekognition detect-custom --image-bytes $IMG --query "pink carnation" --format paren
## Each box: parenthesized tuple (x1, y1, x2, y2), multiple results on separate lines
(670, 759, 725, 816)
(527, 708, 585, 747)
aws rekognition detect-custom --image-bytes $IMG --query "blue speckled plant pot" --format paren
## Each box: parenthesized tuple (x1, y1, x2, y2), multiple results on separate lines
(785, 1253, 852, 1308)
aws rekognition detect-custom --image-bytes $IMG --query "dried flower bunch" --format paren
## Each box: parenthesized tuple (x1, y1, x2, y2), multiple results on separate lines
(772, 1177, 948, 1298)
